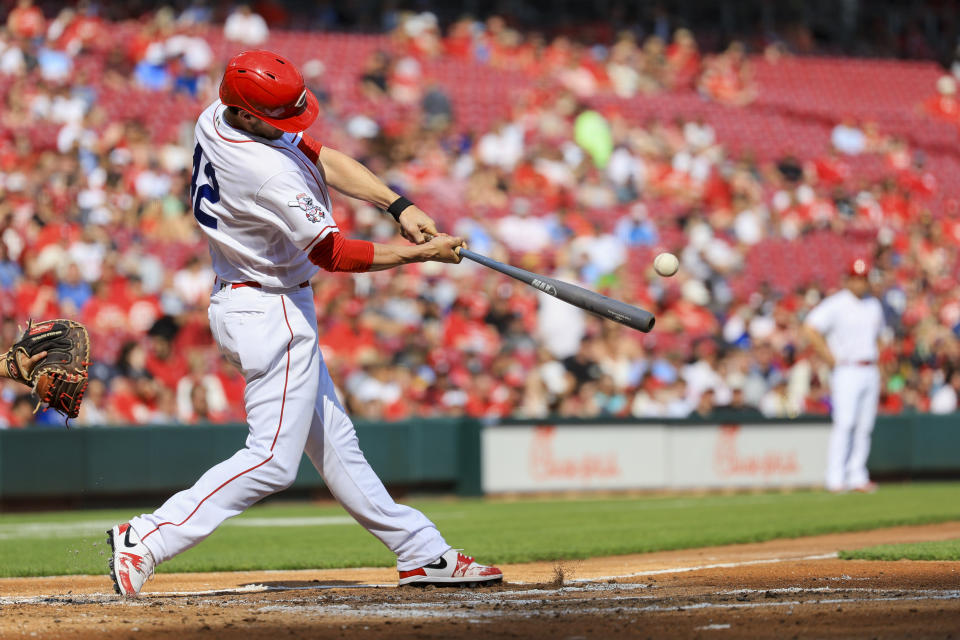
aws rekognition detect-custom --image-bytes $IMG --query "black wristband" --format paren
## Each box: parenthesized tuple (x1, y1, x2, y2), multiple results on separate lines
(386, 196, 413, 222)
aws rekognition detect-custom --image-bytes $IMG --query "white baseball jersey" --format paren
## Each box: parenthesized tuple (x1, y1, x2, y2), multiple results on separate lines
(804, 289, 884, 363)
(192, 100, 338, 288)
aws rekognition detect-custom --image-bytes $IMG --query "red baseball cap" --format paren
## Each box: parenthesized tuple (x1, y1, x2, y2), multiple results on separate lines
(848, 257, 870, 277)
(219, 50, 320, 133)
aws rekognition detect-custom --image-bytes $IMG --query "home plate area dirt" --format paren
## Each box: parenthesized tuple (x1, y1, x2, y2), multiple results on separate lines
(2, 523, 960, 639)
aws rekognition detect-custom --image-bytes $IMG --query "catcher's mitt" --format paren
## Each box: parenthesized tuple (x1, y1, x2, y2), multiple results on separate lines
(5, 319, 90, 419)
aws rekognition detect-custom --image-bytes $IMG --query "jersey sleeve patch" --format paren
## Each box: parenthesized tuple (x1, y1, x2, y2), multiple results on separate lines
(255, 170, 336, 250)
(297, 133, 323, 164)
(288, 192, 326, 223)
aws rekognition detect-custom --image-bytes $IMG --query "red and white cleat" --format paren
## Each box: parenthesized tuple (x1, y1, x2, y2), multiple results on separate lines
(107, 523, 156, 596)
(399, 548, 503, 587)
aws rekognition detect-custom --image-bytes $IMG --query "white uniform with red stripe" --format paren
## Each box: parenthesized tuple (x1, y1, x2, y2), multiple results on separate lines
(804, 288, 884, 492)
(128, 101, 450, 572)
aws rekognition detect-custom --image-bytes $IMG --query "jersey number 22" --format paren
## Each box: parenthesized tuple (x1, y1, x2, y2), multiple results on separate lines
(191, 143, 220, 229)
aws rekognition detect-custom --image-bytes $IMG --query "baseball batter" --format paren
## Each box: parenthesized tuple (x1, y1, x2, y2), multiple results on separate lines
(803, 257, 884, 493)
(107, 50, 502, 595)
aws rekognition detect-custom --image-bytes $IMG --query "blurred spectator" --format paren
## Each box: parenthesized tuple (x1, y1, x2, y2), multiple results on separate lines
(712, 385, 763, 419)
(831, 119, 866, 155)
(37, 45, 72, 82)
(56, 262, 92, 313)
(692, 387, 717, 418)
(0, 30, 27, 75)
(47, 7, 103, 57)
(759, 375, 792, 417)
(173, 256, 214, 308)
(0, 242, 21, 288)
(360, 50, 390, 99)
(496, 199, 551, 252)
(698, 41, 757, 106)
(421, 83, 453, 130)
(666, 28, 700, 89)
(607, 33, 640, 99)
(145, 316, 188, 389)
(165, 27, 214, 97)
(922, 75, 960, 124)
(176, 351, 227, 423)
(76, 378, 109, 426)
(477, 120, 525, 171)
(301, 58, 330, 106)
(178, 1, 214, 26)
(7, 0, 44, 40)
(5, 393, 37, 428)
(392, 11, 441, 59)
(930, 370, 960, 414)
(537, 276, 586, 359)
(389, 55, 422, 104)
(223, 5, 268, 45)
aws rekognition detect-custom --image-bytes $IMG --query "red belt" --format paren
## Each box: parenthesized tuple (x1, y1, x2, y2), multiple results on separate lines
(218, 279, 310, 291)
(839, 360, 876, 367)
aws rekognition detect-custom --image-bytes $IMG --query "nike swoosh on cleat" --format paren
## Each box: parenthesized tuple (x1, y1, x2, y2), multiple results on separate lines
(423, 556, 447, 570)
(123, 526, 137, 549)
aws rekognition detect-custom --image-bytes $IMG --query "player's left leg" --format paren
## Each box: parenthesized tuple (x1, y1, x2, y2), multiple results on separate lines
(302, 364, 447, 568)
(845, 366, 880, 491)
(302, 357, 502, 585)
(826, 368, 858, 491)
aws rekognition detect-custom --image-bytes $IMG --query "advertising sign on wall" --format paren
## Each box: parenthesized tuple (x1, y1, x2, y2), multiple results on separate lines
(667, 424, 829, 488)
(482, 422, 831, 493)
(481, 425, 666, 492)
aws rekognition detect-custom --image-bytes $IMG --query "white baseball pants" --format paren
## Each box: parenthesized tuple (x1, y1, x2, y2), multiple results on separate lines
(130, 284, 449, 570)
(826, 364, 880, 491)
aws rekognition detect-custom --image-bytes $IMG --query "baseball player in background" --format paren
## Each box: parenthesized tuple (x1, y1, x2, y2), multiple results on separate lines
(107, 50, 502, 596)
(803, 257, 884, 493)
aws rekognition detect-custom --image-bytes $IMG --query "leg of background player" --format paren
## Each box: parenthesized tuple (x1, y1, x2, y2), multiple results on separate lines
(845, 367, 880, 490)
(130, 288, 319, 563)
(302, 360, 449, 571)
(826, 367, 858, 492)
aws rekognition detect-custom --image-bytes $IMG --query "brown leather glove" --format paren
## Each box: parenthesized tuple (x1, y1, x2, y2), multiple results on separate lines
(5, 319, 90, 419)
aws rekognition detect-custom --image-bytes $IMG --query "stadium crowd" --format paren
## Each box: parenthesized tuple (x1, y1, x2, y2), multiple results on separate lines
(1, 3, 959, 428)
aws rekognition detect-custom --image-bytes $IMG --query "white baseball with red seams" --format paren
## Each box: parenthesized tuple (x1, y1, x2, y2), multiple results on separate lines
(110, 100, 501, 590)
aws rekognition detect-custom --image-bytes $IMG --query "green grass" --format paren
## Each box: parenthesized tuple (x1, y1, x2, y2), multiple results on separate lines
(840, 538, 960, 561)
(1, 482, 959, 577)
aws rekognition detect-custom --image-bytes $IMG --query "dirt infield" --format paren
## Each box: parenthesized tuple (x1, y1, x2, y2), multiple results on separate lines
(2, 522, 959, 639)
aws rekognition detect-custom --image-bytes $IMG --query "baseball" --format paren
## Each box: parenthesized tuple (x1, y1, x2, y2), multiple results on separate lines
(653, 252, 679, 277)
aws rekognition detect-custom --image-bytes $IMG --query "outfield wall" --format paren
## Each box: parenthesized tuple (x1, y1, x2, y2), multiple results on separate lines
(0, 414, 957, 502)
(0, 418, 482, 502)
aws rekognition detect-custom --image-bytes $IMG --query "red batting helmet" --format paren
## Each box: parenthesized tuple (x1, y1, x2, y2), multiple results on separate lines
(219, 50, 319, 133)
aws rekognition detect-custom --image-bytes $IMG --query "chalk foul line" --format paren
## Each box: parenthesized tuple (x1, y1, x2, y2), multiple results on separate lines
(569, 552, 839, 582)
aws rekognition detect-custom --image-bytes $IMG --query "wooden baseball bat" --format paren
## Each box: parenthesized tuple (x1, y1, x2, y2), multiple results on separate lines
(459, 248, 655, 333)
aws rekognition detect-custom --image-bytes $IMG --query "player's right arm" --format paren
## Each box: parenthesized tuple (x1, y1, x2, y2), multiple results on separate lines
(362, 234, 463, 271)
(802, 298, 836, 368)
(802, 325, 835, 368)
(309, 231, 464, 273)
